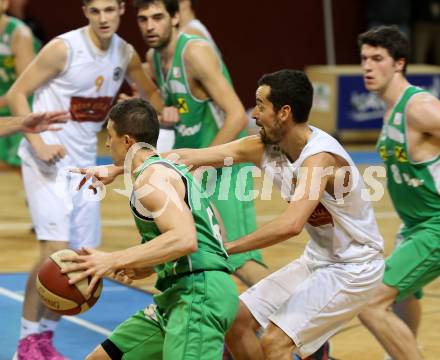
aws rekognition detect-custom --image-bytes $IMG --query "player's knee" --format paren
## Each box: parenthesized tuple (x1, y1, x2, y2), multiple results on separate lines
(41, 240, 68, 258)
(229, 301, 259, 333)
(261, 326, 294, 358)
(86, 345, 111, 360)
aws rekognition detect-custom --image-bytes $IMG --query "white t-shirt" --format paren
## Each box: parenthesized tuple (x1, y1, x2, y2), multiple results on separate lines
(261, 126, 384, 264)
(19, 26, 133, 169)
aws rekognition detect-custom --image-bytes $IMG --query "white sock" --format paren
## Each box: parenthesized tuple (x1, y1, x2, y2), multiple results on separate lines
(20, 318, 40, 340)
(39, 318, 60, 333)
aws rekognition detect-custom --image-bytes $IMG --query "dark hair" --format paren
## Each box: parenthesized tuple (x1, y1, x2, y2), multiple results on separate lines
(258, 69, 313, 123)
(83, 0, 123, 5)
(133, 0, 179, 17)
(358, 25, 410, 74)
(108, 99, 160, 146)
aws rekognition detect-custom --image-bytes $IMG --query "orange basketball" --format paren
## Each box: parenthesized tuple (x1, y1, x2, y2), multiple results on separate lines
(36, 249, 103, 315)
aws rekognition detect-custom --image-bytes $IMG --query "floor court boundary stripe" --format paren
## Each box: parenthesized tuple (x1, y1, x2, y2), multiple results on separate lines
(0, 211, 398, 231)
(0, 287, 112, 336)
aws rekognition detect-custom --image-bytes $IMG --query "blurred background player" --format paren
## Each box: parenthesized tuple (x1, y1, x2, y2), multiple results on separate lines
(358, 25, 440, 360)
(7, 0, 164, 358)
(135, 0, 268, 288)
(0, 0, 39, 173)
(62, 98, 239, 360)
(154, 0, 214, 152)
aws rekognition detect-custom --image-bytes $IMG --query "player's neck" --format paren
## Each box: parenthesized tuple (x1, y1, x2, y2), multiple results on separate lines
(380, 74, 410, 110)
(86, 26, 113, 51)
(131, 149, 158, 173)
(158, 29, 179, 62)
(280, 123, 312, 162)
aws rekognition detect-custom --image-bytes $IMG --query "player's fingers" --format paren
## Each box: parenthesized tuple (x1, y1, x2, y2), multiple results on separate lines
(69, 167, 89, 175)
(86, 275, 100, 296)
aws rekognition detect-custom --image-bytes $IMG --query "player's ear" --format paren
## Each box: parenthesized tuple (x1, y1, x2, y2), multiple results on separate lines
(119, 1, 126, 16)
(172, 11, 180, 28)
(395, 58, 405, 73)
(278, 105, 291, 123)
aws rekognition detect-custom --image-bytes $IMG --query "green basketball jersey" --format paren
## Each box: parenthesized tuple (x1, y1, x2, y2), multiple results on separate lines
(152, 33, 246, 149)
(376, 85, 440, 228)
(129, 155, 233, 289)
(0, 16, 40, 116)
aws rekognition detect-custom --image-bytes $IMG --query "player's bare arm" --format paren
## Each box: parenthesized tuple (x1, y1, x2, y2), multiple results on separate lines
(72, 135, 265, 191)
(0, 24, 34, 108)
(185, 40, 248, 146)
(226, 152, 337, 254)
(406, 93, 440, 152)
(168, 134, 265, 169)
(125, 49, 164, 112)
(7, 38, 68, 164)
(62, 164, 198, 293)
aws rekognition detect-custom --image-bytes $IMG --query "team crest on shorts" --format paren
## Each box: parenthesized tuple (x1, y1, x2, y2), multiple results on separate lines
(113, 67, 123, 81)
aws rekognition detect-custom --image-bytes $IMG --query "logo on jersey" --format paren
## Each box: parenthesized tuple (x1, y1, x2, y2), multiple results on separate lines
(3, 56, 14, 69)
(95, 76, 104, 92)
(177, 98, 189, 114)
(378, 145, 388, 161)
(173, 67, 181, 78)
(113, 67, 123, 81)
(307, 203, 334, 227)
(394, 146, 408, 162)
(393, 112, 402, 125)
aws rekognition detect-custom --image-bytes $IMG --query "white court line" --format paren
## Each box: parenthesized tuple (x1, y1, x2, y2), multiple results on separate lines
(0, 211, 398, 231)
(0, 287, 111, 337)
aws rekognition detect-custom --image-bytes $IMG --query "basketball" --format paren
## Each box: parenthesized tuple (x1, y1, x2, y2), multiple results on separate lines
(36, 249, 103, 315)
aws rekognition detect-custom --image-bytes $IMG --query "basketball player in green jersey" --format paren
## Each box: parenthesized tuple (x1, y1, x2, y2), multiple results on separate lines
(0, 0, 39, 170)
(134, 0, 268, 285)
(62, 99, 239, 360)
(357, 26, 440, 360)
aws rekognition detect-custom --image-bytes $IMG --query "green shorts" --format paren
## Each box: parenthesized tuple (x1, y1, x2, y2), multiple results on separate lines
(104, 271, 239, 360)
(209, 164, 265, 271)
(0, 132, 22, 166)
(384, 218, 440, 302)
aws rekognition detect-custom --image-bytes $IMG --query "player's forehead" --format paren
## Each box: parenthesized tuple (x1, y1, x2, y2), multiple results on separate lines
(137, 1, 168, 16)
(361, 44, 390, 58)
(85, 0, 120, 9)
(106, 119, 116, 132)
(256, 85, 271, 104)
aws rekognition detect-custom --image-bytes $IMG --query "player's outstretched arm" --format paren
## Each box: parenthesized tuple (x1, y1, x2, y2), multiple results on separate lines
(0, 111, 69, 136)
(70, 164, 124, 193)
(164, 135, 265, 169)
(226, 152, 337, 254)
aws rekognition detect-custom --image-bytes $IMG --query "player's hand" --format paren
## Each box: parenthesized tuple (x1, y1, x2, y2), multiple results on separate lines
(118, 83, 139, 102)
(33, 142, 66, 165)
(109, 269, 134, 285)
(159, 106, 180, 128)
(70, 164, 124, 194)
(61, 247, 114, 296)
(21, 111, 70, 133)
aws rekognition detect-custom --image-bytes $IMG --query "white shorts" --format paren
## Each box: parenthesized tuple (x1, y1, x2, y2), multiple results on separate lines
(21, 158, 101, 249)
(240, 256, 384, 358)
(156, 128, 175, 153)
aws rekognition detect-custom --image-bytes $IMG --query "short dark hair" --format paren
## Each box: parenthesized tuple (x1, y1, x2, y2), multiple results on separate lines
(358, 25, 410, 74)
(83, 0, 123, 5)
(258, 69, 313, 123)
(133, 0, 179, 17)
(108, 99, 159, 146)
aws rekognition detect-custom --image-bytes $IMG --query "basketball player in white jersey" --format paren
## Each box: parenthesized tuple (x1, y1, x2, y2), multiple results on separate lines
(72, 69, 385, 359)
(6, 1, 164, 359)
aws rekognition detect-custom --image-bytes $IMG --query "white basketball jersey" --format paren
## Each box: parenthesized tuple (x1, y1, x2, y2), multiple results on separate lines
(19, 27, 133, 168)
(261, 126, 384, 264)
